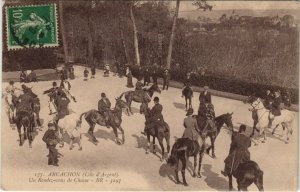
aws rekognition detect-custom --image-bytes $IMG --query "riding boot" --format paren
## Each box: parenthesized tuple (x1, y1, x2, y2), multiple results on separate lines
(221, 165, 230, 177)
(105, 117, 110, 128)
(141, 126, 148, 136)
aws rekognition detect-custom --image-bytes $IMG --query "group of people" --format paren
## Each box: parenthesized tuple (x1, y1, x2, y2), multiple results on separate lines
(20, 70, 37, 83)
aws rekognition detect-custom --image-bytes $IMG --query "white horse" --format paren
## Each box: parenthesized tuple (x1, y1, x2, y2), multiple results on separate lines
(56, 113, 83, 150)
(249, 98, 295, 143)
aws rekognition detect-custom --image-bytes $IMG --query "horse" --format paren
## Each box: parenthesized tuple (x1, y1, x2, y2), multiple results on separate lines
(15, 111, 34, 148)
(78, 98, 129, 145)
(193, 113, 234, 158)
(182, 86, 193, 111)
(119, 84, 161, 114)
(249, 97, 295, 143)
(140, 102, 170, 161)
(167, 137, 206, 186)
(227, 131, 264, 191)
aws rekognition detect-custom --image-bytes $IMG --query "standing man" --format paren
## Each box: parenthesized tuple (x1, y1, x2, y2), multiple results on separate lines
(152, 64, 158, 84)
(221, 124, 251, 177)
(91, 66, 96, 79)
(84, 68, 89, 81)
(163, 69, 170, 90)
(20, 70, 27, 83)
(126, 67, 134, 88)
(42, 122, 60, 166)
(43, 82, 59, 115)
(98, 92, 112, 128)
(27, 70, 37, 82)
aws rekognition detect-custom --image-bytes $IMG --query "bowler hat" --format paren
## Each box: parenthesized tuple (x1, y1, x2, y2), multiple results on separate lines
(186, 108, 194, 116)
(48, 122, 55, 128)
(53, 82, 57, 86)
(239, 124, 247, 133)
(154, 97, 159, 102)
(21, 84, 29, 90)
(101, 92, 106, 97)
(9, 81, 14, 85)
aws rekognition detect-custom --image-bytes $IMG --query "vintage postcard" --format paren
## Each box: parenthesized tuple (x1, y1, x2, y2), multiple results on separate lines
(1, 0, 299, 191)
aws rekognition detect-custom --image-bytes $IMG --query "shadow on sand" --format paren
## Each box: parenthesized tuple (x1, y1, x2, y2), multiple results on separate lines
(202, 164, 231, 191)
(173, 102, 186, 110)
(132, 134, 163, 160)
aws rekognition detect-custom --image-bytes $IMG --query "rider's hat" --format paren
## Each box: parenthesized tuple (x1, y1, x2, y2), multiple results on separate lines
(52, 82, 57, 86)
(48, 122, 55, 128)
(101, 92, 106, 98)
(186, 108, 194, 116)
(154, 96, 159, 102)
(239, 124, 247, 133)
(21, 84, 29, 90)
(9, 81, 14, 85)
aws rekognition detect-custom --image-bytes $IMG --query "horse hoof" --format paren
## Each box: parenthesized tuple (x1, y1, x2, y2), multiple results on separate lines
(183, 182, 188, 186)
(212, 155, 216, 159)
(261, 140, 265, 143)
(78, 147, 82, 151)
(192, 173, 196, 178)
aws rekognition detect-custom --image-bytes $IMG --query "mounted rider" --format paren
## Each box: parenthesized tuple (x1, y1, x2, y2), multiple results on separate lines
(98, 92, 112, 128)
(21, 84, 40, 128)
(202, 103, 216, 134)
(182, 108, 203, 145)
(15, 87, 35, 121)
(142, 97, 168, 135)
(135, 80, 144, 92)
(221, 124, 251, 177)
(4, 81, 20, 103)
(43, 82, 59, 115)
(53, 90, 70, 124)
(268, 91, 283, 127)
(263, 90, 274, 110)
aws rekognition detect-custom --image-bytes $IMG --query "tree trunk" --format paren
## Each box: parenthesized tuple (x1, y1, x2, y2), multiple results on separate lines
(58, 0, 69, 63)
(129, 4, 140, 66)
(166, 0, 180, 69)
(118, 11, 129, 64)
(87, 14, 94, 67)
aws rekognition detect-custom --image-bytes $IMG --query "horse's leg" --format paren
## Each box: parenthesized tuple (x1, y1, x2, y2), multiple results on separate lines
(17, 123, 23, 146)
(152, 136, 156, 154)
(146, 134, 150, 154)
(175, 161, 180, 184)
(197, 145, 205, 178)
(182, 155, 188, 186)
(193, 155, 197, 177)
(251, 121, 257, 137)
(117, 126, 125, 144)
(272, 123, 280, 135)
(165, 133, 170, 154)
(228, 174, 233, 191)
(158, 136, 165, 161)
(69, 137, 74, 150)
(189, 97, 192, 109)
(78, 134, 83, 151)
(128, 99, 133, 115)
(211, 135, 216, 158)
(112, 126, 121, 145)
(87, 119, 98, 143)
(185, 97, 188, 111)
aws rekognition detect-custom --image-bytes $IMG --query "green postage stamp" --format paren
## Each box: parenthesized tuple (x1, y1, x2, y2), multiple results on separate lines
(6, 4, 58, 50)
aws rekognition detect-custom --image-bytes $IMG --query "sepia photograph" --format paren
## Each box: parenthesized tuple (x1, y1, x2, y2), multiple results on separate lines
(1, 0, 299, 191)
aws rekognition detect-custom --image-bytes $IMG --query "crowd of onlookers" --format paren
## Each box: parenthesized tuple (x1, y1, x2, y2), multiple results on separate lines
(19, 70, 38, 83)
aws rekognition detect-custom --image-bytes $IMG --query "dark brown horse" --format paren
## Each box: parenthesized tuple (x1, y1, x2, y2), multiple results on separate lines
(227, 131, 264, 191)
(193, 113, 234, 158)
(182, 86, 193, 111)
(119, 84, 161, 114)
(78, 98, 129, 145)
(140, 103, 170, 161)
(15, 111, 34, 148)
(167, 137, 206, 186)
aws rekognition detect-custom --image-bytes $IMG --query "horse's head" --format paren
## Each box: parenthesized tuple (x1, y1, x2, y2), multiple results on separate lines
(115, 98, 129, 111)
(149, 84, 161, 94)
(248, 98, 264, 111)
(243, 95, 257, 104)
(223, 112, 234, 131)
(139, 102, 149, 115)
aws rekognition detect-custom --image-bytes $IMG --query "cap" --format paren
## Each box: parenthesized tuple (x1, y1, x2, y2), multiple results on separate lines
(154, 97, 159, 102)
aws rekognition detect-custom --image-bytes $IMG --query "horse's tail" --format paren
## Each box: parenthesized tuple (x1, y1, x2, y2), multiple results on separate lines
(167, 141, 181, 166)
(78, 111, 88, 126)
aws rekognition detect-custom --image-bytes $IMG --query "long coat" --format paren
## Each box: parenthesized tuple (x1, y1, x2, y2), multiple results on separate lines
(16, 93, 34, 113)
(199, 91, 211, 104)
(182, 116, 199, 141)
(56, 96, 70, 119)
(225, 133, 251, 173)
(149, 103, 164, 122)
(272, 96, 283, 116)
(43, 129, 59, 147)
(98, 98, 111, 114)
